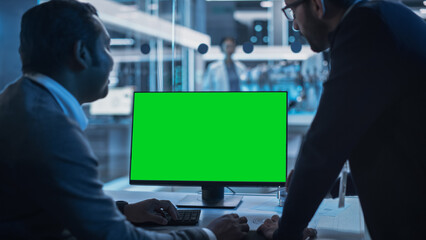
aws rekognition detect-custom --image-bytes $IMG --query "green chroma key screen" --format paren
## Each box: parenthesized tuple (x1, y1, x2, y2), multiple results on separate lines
(130, 92, 287, 185)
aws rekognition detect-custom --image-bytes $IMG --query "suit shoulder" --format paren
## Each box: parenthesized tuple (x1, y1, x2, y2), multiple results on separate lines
(335, 2, 391, 40)
(0, 78, 80, 139)
(1, 78, 62, 113)
(349, 1, 418, 27)
(344, 2, 384, 25)
(343, 1, 426, 51)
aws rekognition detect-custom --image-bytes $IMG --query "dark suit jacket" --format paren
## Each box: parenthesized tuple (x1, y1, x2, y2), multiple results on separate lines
(276, 1, 426, 239)
(0, 77, 209, 240)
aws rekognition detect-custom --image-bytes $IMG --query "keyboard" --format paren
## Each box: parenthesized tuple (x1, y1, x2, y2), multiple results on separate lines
(133, 209, 201, 226)
(169, 209, 201, 225)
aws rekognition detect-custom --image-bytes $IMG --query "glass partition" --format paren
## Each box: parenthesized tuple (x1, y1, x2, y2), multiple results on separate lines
(76, 0, 324, 184)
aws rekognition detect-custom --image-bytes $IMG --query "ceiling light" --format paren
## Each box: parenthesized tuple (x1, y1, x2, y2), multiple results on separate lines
(260, 1, 273, 8)
(110, 38, 135, 46)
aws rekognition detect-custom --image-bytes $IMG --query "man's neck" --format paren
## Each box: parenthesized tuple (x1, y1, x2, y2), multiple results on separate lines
(42, 71, 84, 104)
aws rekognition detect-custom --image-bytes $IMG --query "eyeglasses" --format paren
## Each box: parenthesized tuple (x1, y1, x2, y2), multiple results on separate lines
(282, 0, 306, 21)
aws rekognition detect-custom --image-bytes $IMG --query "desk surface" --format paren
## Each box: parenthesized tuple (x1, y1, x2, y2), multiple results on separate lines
(105, 190, 366, 240)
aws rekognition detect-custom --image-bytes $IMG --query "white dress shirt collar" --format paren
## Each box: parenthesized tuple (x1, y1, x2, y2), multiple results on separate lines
(24, 73, 88, 131)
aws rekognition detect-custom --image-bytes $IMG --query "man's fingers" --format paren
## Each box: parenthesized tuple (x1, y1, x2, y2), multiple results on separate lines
(257, 223, 264, 232)
(240, 223, 250, 232)
(239, 216, 248, 223)
(304, 228, 317, 237)
(257, 223, 266, 232)
(271, 215, 280, 222)
(263, 218, 273, 225)
(159, 200, 178, 220)
(147, 214, 168, 225)
(229, 213, 239, 219)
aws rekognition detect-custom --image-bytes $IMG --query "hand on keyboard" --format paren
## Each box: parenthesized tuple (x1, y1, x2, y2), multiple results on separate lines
(207, 214, 250, 240)
(124, 198, 178, 225)
(164, 209, 201, 226)
(133, 209, 201, 226)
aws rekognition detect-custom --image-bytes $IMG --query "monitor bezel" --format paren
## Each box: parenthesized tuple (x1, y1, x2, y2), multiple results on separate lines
(129, 91, 288, 187)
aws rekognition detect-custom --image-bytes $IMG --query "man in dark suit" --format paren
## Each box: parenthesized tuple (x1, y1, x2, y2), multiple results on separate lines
(0, 0, 249, 239)
(258, 0, 426, 239)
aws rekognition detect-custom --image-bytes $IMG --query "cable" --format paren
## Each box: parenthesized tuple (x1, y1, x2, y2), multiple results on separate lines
(226, 186, 236, 194)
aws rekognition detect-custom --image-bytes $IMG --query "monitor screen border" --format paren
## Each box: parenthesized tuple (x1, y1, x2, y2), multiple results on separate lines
(129, 179, 287, 187)
(129, 91, 288, 187)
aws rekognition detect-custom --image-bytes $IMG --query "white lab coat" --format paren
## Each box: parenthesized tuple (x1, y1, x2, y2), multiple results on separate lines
(202, 60, 247, 91)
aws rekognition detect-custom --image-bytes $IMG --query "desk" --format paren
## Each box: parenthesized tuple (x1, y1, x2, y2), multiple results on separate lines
(105, 190, 366, 240)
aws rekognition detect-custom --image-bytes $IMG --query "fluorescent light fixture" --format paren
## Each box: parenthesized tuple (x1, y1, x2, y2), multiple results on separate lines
(80, 0, 210, 49)
(260, 1, 273, 8)
(234, 10, 272, 26)
(110, 38, 135, 46)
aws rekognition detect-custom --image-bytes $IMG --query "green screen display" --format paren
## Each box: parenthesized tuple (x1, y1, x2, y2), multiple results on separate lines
(130, 92, 287, 184)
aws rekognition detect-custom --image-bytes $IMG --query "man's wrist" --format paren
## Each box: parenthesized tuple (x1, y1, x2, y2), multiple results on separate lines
(202, 228, 217, 240)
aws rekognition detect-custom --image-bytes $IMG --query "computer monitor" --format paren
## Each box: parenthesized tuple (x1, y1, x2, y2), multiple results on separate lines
(130, 92, 287, 208)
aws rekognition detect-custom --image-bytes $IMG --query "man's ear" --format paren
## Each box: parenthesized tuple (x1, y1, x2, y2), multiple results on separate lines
(310, 0, 326, 19)
(72, 40, 91, 70)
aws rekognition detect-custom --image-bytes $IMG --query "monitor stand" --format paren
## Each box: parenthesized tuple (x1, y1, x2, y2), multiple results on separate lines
(177, 186, 242, 209)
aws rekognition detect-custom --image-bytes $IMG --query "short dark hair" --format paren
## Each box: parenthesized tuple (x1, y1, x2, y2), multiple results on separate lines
(219, 37, 236, 47)
(19, 0, 101, 75)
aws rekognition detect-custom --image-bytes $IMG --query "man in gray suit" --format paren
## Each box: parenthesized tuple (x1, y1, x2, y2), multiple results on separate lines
(258, 0, 426, 239)
(0, 0, 249, 239)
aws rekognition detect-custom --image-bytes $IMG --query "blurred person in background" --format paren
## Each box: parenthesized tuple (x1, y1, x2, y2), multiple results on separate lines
(203, 37, 247, 91)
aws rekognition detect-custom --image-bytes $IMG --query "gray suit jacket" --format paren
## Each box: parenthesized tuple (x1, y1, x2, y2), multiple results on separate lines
(0, 77, 209, 240)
